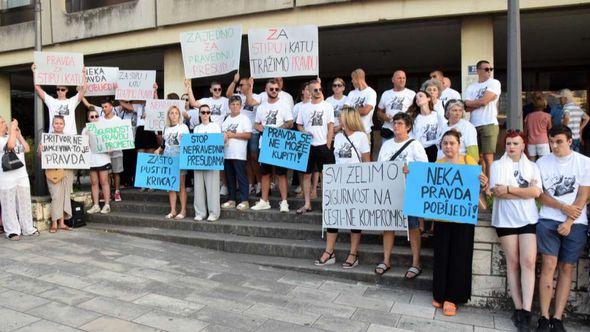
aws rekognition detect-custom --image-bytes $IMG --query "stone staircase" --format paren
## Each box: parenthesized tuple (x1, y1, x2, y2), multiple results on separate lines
(86, 189, 452, 291)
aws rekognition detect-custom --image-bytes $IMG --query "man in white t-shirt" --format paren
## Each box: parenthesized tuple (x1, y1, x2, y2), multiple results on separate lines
(345, 69, 377, 143)
(377, 70, 415, 141)
(32, 64, 87, 135)
(251, 80, 294, 212)
(186, 80, 229, 127)
(464, 60, 502, 178)
(441, 77, 461, 104)
(258, 77, 295, 109)
(535, 125, 590, 332)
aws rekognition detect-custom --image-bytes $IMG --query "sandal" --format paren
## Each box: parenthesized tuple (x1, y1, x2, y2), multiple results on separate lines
(174, 213, 185, 220)
(342, 253, 358, 269)
(314, 251, 335, 266)
(29, 230, 40, 237)
(374, 262, 390, 275)
(165, 213, 176, 219)
(296, 206, 312, 215)
(405, 266, 422, 280)
(8, 233, 20, 241)
(443, 301, 457, 316)
(431, 300, 442, 308)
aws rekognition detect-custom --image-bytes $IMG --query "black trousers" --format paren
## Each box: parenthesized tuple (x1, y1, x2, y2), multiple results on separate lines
(432, 221, 475, 304)
(121, 149, 137, 187)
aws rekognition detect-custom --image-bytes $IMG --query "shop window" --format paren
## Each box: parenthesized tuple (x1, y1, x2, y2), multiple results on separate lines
(66, 0, 135, 12)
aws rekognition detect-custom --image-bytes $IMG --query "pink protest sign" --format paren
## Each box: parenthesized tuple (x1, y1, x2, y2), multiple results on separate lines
(115, 70, 156, 101)
(85, 67, 118, 96)
(33, 51, 84, 86)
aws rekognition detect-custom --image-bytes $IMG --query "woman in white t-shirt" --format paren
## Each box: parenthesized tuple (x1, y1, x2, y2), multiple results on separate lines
(155, 106, 190, 220)
(315, 106, 370, 269)
(437, 100, 479, 161)
(325, 77, 347, 133)
(193, 105, 222, 222)
(407, 90, 441, 162)
(421, 78, 446, 119)
(488, 130, 541, 328)
(83, 110, 112, 215)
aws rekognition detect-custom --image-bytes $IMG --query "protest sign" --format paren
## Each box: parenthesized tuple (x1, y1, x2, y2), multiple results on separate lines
(322, 161, 407, 231)
(258, 127, 311, 172)
(41, 133, 90, 169)
(115, 70, 156, 101)
(85, 67, 119, 96)
(86, 119, 135, 153)
(33, 51, 84, 86)
(134, 153, 180, 191)
(179, 134, 224, 170)
(144, 99, 187, 131)
(248, 25, 319, 79)
(403, 162, 482, 224)
(180, 25, 242, 79)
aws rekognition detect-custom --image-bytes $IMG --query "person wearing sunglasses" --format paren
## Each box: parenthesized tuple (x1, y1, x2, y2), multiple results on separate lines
(377, 70, 415, 142)
(31, 64, 87, 135)
(326, 78, 348, 134)
(258, 77, 294, 109)
(345, 69, 377, 147)
(291, 82, 312, 196)
(83, 110, 112, 215)
(463, 60, 501, 179)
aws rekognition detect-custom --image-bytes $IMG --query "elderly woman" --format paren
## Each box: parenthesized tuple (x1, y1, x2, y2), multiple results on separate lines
(0, 117, 37, 240)
(421, 78, 446, 120)
(437, 100, 479, 161)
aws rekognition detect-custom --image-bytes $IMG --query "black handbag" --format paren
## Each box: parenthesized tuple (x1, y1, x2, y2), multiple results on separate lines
(2, 146, 24, 172)
(65, 200, 86, 228)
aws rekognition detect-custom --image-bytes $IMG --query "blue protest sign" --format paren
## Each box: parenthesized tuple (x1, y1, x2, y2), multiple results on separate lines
(134, 153, 180, 191)
(179, 133, 224, 170)
(403, 161, 482, 224)
(258, 127, 311, 172)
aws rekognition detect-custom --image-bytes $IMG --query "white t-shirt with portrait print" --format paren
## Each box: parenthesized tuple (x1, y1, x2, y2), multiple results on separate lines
(237, 93, 260, 133)
(463, 78, 501, 127)
(162, 123, 189, 157)
(377, 137, 428, 163)
(194, 122, 221, 134)
(326, 95, 348, 128)
(44, 94, 80, 135)
(134, 103, 147, 127)
(255, 101, 293, 148)
(187, 108, 200, 130)
(198, 97, 229, 126)
(537, 152, 590, 225)
(259, 91, 294, 109)
(333, 131, 370, 164)
(377, 88, 415, 131)
(440, 88, 462, 105)
(411, 112, 440, 148)
(436, 119, 478, 159)
(222, 114, 252, 161)
(490, 160, 542, 228)
(296, 101, 335, 146)
(345, 86, 377, 134)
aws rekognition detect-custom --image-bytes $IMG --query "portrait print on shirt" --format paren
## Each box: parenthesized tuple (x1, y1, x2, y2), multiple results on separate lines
(514, 170, 530, 188)
(265, 110, 278, 126)
(352, 97, 366, 109)
(545, 175, 576, 197)
(56, 104, 70, 116)
(424, 123, 438, 141)
(210, 104, 223, 116)
(225, 123, 239, 133)
(475, 87, 487, 99)
(337, 142, 353, 159)
(311, 110, 324, 126)
(388, 97, 405, 112)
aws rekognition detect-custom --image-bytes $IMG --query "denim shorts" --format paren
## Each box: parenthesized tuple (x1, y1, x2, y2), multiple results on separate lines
(536, 218, 588, 264)
(247, 132, 260, 155)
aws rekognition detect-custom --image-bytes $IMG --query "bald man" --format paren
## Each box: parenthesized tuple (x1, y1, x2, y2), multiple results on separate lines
(440, 77, 461, 104)
(345, 69, 377, 142)
(377, 70, 415, 141)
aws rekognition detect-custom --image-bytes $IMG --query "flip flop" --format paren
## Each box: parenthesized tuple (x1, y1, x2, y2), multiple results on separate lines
(165, 213, 176, 219)
(405, 266, 422, 280)
(296, 207, 312, 215)
(443, 301, 457, 316)
(374, 262, 390, 275)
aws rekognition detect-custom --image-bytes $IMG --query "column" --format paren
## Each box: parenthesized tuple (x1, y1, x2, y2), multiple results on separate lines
(460, 17, 494, 92)
(163, 47, 185, 97)
(0, 74, 10, 121)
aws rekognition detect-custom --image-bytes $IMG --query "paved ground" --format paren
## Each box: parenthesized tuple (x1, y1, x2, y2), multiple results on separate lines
(0, 230, 587, 332)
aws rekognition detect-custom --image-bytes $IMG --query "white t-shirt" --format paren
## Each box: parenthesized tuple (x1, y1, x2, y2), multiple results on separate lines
(116, 106, 137, 130)
(333, 131, 370, 164)
(222, 114, 252, 160)
(537, 152, 590, 225)
(194, 122, 221, 134)
(162, 123, 189, 157)
(345, 87, 377, 134)
(259, 91, 294, 109)
(134, 104, 147, 127)
(292, 101, 309, 128)
(255, 101, 293, 148)
(187, 108, 200, 130)
(0, 135, 28, 184)
(44, 94, 80, 135)
(440, 88, 462, 105)
(82, 127, 111, 168)
(464, 78, 502, 127)
(296, 101, 335, 146)
(436, 119, 478, 159)
(377, 137, 428, 163)
(490, 160, 542, 228)
(237, 93, 260, 132)
(198, 97, 229, 126)
(326, 95, 348, 128)
(411, 112, 440, 148)
(377, 88, 415, 131)
(101, 115, 124, 158)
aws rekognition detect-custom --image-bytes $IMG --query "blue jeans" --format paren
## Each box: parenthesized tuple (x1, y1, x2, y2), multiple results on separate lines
(224, 159, 248, 203)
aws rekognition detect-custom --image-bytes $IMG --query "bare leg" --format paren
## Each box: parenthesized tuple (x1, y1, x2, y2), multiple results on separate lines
(99, 171, 111, 205)
(319, 232, 338, 262)
(518, 234, 537, 311)
(311, 172, 319, 196)
(90, 171, 100, 205)
(261, 174, 270, 201)
(539, 254, 558, 318)
(409, 228, 422, 268)
(168, 191, 177, 216)
(500, 235, 523, 309)
(347, 232, 361, 264)
(553, 262, 574, 319)
(179, 175, 187, 216)
(302, 173, 312, 209)
(382, 231, 395, 267)
(278, 175, 288, 201)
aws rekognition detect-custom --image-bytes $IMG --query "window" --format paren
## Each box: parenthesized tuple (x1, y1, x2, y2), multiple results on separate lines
(0, 0, 33, 26)
(66, 0, 135, 12)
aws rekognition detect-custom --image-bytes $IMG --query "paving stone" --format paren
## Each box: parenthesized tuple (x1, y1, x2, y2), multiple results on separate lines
(287, 285, 340, 303)
(83, 281, 149, 302)
(334, 293, 394, 312)
(285, 300, 357, 319)
(244, 290, 291, 307)
(245, 303, 320, 326)
(190, 306, 267, 331)
(13, 319, 82, 332)
(133, 293, 204, 316)
(473, 327, 505, 332)
(277, 272, 326, 288)
(0, 307, 40, 332)
(312, 315, 369, 332)
(37, 286, 96, 306)
(3, 262, 53, 279)
(0, 290, 49, 312)
(39, 271, 96, 289)
(185, 292, 254, 313)
(493, 314, 515, 331)
(88, 270, 151, 286)
(435, 309, 495, 328)
(390, 302, 435, 319)
(319, 280, 368, 295)
(115, 255, 170, 268)
(83, 258, 131, 273)
(26, 301, 100, 328)
(80, 316, 159, 332)
(127, 266, 185, 283)
(397, 316, 474, 332)
(242, 278, 296, 295)
(256, 319, 324, 332)
(362, 286, 413, 303)
(351, 308, 401, 327)
(78, 296, 152, 320)
(200, 324, 244, 332)
(133, 310, 209, 332)
(409, 290, 434, 307)
(0, 275, 55, 295)
(366, 323, 411, 332)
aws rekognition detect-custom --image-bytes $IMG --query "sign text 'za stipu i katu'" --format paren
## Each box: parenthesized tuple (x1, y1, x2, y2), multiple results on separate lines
(33, 51, 84, 86)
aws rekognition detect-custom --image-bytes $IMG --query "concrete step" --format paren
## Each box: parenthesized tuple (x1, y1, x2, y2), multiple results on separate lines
(86, 222, 434, 268)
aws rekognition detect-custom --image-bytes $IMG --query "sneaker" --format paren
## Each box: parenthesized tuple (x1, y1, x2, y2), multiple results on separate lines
(114, 190, 122, 202)
(207, 215, 219, 222)
(279, 200, 289, 213)
(100, 204, 111, 214)
(517, 310, 532, 332)
(251, 199, 271, 210)
(294, 186, 302, 194)
(87, 205, 101, 214)
(549, 318, 565, 332)
(220, 185, 228, 196)
(221, 201, 236, 209)
(536, 317, 551, 332)
(194, 215, 204, 221)
(236, 201, 249, 210)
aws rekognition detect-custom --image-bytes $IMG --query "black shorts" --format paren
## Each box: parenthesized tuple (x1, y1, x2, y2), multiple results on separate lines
(495, 223, 537, 238)
(135, 126, 158, 150)
(305, 144, 334, 174)
(90, 163, 112, 172)
(260, 163, 288, 176)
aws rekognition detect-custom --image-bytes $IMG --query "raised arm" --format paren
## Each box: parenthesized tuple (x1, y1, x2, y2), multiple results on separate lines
(245, 78, 261, 107)
(31, 64, 46, 101)
(226, 72, 239, 98)
(76, 67, 88, 101)
(184, 79, 200, 108)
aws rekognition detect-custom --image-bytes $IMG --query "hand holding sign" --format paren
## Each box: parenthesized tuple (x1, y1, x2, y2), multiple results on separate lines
(258, 127, 311, 172)
(33, 51, 85, 86)
(41, 134, 91, 169)
(135, 153, 180, 191)
(179, 134, 224, 170)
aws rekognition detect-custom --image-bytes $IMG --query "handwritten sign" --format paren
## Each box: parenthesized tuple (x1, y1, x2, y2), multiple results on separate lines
(86, 119, 135, 153)
(258, 127, 311, 172)
(403, 162, 482, 224)
(248, 25, 319, 79)
(180, 25, 242, 78)
(179, 134, 224, 170)
(134, 153, 180, 191)
(33, 51, 84, 86)
(144, 99, 187, 131)
(322, 161, 407, 231)
(41, 134, 90, 169)
(115, 70, 156, 101)
(85, 67, 118, 96)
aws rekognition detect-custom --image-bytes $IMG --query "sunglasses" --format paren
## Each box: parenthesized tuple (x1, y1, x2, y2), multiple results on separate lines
(268, 88, 280, 92)
(313, 88, 323, 93)
(238, 83, 247, 87)
(212, 88, 222, 92)
(89, 115, 98, 119)
(506, 129, 522, 134)
(479, 67, 494, 72)
(200, 111, 211, 115)
(182, 98, 189, 101)
(332, 84, 343, 88)
(57, 88, 67, 92)
(429, 76, 437, 79)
